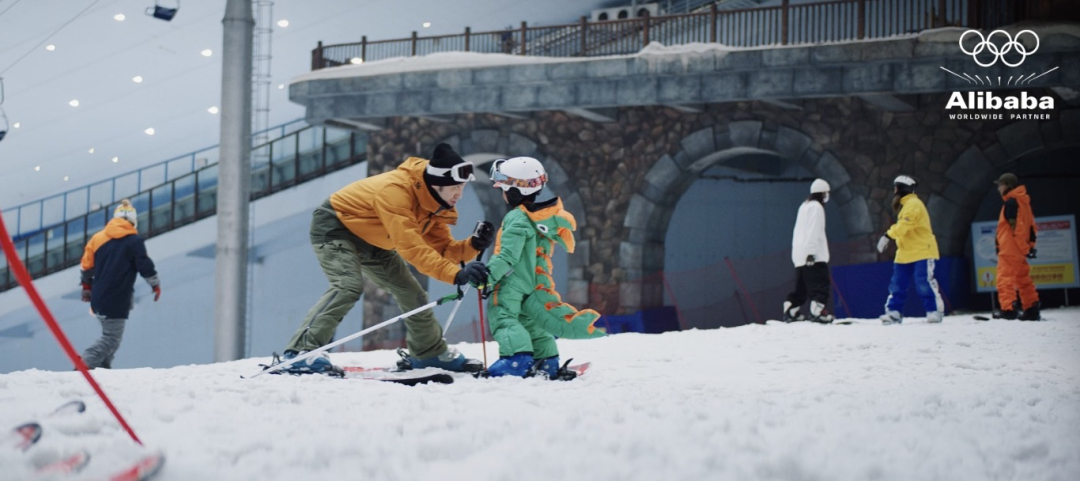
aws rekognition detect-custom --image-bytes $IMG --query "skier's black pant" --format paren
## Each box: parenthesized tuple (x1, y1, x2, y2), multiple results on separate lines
(786, 263, 830, 310)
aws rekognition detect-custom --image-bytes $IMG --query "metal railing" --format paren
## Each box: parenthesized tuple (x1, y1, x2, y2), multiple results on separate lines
(311, 0, 1027, 69)
(0, 125, 368, 293)
(2, 119, 308, 241)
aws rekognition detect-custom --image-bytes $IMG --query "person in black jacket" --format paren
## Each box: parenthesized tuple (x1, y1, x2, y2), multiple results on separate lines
(79, 199, 160, 369)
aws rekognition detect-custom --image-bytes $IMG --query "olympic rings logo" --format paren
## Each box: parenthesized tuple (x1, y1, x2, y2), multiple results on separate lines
(959, 30, 1039, 67)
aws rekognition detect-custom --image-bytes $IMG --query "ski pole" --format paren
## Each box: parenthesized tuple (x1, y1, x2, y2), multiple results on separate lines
(478, 285, 488, 367)
(442, 284, 470, 332)
(244, 290, 463, 379)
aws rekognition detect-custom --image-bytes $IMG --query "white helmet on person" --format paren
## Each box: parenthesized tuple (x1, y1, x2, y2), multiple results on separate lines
(490, 157, 547, 196)
(894, 175, 917, 195)
(810, 179, 830, 194)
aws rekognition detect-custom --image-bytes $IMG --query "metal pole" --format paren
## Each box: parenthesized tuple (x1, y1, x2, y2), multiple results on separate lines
(215, 0, 254, 362)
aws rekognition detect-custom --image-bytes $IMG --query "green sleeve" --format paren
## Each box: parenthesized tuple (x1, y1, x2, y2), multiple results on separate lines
(486, 211, 532, 284)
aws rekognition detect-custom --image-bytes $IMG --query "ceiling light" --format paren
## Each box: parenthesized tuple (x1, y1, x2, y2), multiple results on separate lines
(114, 13, 126, 21)
(69, 100, 80, 107)
(132, 76, 143, 83)
(349, 57, 363, 64)
(276, 19, 289, 28)
(144, 128, 155, 135)
(201, 49, 213, 57)
(88, 148, 95, 154)
(34, 166, 41, 171)
(208, 106, 219, 114)
(64, 176, 70, 181)
(423, 22, 431, 28)
(46, 45, 56, 51)
(112, 157, 119, 163)
(277, 84, 285, 90)
(12, 122, 19, 128)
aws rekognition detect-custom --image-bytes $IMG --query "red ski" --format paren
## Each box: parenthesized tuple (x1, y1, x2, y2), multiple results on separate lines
(95, 452, 165, 481)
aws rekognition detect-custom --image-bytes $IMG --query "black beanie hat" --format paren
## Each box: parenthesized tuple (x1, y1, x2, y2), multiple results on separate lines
(424, 143, 466, 187)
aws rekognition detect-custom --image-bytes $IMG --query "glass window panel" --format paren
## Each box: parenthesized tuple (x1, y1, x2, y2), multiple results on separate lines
(114, 172, 140, 200)
(140, 164, 166, 190)
(26, 232, 46, 276)
(272, 157, 296, 187)
(86, 209, 107, 234)
(167, 156, 193, 181)
(197, 185, 217, 216)
(18, 203, 41, 235)
(65, 217, 86, 264)
(88, 181, 113, 212)
(174, 173, 196, 203)
(46, 225, 66, 271)
(194, 147, 219, 170)
(252, 144, 271, 166)
(251, 164, 270, 194)
(197, 165, 219, 190)
(299, 150, 321, 177)
(298, 127, 318, 153)
(326, 127, 349, 144)
(65, 190, 88, 218)
(271, 136, 296, 164)
(41, 195, 65, 227)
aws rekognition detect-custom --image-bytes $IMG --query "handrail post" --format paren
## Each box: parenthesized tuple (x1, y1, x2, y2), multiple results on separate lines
(781, 0, 789, 45)
(464, 27, 470, 52)
(857, 0, 866, 39)
(580, 16, 587, 56)
(520, 21, 527, 55)
(361, 35, 367, 62)
(312, 41, 322, 70)
(710, 3, 718, 43)
(938, 0, 947, 27)
(411, 31, 417, 56)
(642, 11, 650, 46)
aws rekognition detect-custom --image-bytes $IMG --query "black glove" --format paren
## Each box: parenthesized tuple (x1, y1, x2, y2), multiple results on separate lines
(806, 255, 815, 266)
(471, 221, 495, 251)
(80, 283, 92, 303)
(1027, 248, 1037, 259)
(455, 261, 490, 287)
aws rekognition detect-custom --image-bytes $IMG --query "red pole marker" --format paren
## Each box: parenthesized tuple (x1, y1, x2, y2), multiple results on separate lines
(0, 212, 143, 446)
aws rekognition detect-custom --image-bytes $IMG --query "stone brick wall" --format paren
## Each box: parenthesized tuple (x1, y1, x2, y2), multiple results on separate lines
(364, 94, 1077, 313)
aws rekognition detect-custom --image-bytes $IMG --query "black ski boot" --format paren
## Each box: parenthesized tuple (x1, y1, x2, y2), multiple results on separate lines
(1019, 301, 1041, 321)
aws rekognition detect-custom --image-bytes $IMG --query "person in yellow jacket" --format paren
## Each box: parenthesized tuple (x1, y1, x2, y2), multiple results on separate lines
(875, 175, 944, 324)
(280, 143, 493, 373)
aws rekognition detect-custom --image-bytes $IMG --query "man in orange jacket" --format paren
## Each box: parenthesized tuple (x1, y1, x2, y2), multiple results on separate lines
(994, 173, 1040, 320)
(280, 143, 493, 373)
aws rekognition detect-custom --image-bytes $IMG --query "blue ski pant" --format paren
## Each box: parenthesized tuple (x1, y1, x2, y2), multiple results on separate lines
(885, 259, 944, 314)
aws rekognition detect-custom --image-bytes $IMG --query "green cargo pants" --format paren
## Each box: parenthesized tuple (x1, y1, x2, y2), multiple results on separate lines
(284, 202, 447, 359)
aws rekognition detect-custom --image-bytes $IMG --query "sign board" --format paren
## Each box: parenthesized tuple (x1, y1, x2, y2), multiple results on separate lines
(971, 214, 1080, 293)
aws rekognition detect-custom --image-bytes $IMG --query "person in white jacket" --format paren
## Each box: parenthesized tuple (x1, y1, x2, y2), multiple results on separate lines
(783, 179, 834, 323)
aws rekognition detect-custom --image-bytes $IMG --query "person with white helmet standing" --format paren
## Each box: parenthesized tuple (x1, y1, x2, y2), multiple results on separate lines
(876, 175, 944, 324)
(783, 179, 834, 323)
(481, 157, 606, 378)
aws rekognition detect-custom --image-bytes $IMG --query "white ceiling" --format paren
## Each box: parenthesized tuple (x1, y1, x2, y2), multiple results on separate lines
(0, 0, 611, 209)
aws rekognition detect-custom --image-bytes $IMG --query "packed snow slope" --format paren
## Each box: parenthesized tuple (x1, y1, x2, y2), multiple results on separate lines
(1, 310, 1079, 481)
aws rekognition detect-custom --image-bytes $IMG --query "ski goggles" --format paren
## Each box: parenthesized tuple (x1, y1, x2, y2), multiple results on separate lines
(426, 162, 476, 183)
(489, 159, 547, 190)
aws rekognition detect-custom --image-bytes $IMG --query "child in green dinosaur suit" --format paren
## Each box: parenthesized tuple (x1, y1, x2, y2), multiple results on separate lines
(484, 157, 606, 378)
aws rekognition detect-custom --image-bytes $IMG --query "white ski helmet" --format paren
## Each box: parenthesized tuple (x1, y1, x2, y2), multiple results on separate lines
(490, 156, 547, 196)
(893, 175, 916, 187)
(810, 178, 830, 194)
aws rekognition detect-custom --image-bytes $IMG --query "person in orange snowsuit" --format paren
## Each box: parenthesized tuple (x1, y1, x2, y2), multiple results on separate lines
(994, 173, 1040, 320)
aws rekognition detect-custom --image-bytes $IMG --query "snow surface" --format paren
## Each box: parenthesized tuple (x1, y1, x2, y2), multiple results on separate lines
(2, 310, 1079, 481)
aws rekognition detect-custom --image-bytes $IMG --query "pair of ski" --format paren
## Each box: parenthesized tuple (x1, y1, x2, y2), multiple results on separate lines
(5, 399, 165, 481)
(342, 360, 592, 384)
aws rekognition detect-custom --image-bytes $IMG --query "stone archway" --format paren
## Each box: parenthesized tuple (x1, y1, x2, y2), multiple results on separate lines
(929, 111, 1080, 256)
(437, 129, 592, 305)
(618, 122, 873, 312)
